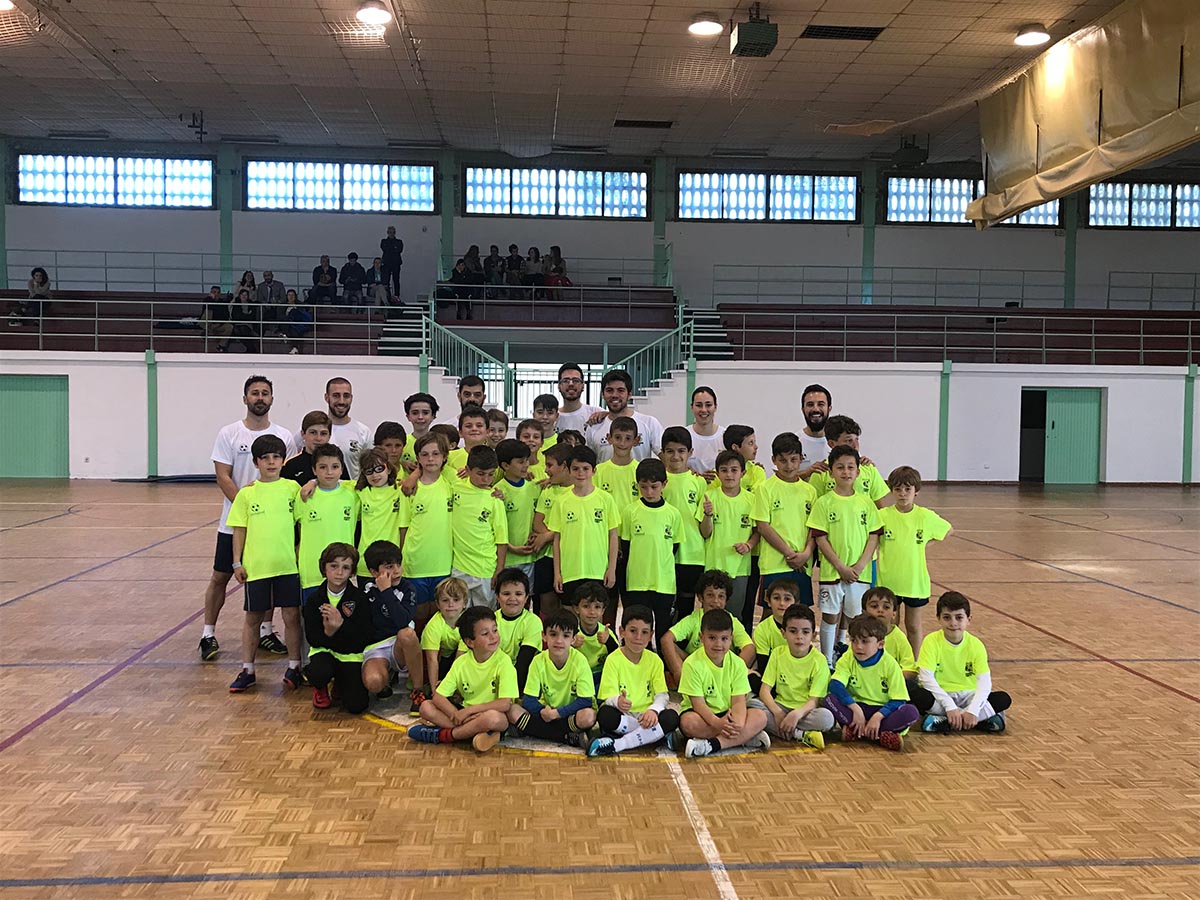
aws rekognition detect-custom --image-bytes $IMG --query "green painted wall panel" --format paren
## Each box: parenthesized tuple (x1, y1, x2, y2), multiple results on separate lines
(1044, 388, 1101, 485)
(0, 375, 69, 477)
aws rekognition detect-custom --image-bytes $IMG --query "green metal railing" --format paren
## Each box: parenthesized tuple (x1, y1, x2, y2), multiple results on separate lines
(610, 320, 695, 395)
(421, 315, 515, 411)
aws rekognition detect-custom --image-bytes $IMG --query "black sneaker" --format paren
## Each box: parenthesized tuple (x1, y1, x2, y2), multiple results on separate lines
(258, 632, 287, 654)
(833, 641, 848, 661)
(282, 667, 303, 690)
(376, 685, 394, 700)
(199, 635, 220, 661)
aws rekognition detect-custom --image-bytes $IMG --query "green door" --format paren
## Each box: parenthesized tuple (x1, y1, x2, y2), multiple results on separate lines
(1044, 388, 1102, 484)
(0, 375, 69, 477)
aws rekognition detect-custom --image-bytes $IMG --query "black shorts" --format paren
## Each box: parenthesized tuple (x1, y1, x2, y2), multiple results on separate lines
(244, 574, 302, 612)
(897, 595, 930, 608)
(213, 531, 234, 574)
(533, 556, 556, 595)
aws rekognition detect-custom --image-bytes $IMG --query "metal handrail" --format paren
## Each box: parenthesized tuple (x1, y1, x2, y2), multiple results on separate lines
(1107, 270, 1200, 310)
(609, 320, 695, 394)
(422, 316, 515, 411)
(429, 283, 675, 325)
(437, 254, 656, 285)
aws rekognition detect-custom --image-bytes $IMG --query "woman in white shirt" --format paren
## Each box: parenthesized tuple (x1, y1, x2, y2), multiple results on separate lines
(686, 386, 726, 475)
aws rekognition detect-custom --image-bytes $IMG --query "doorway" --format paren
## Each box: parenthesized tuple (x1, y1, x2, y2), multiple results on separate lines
(0, 375, 69, 477)
(1019, 387, 1102, 485)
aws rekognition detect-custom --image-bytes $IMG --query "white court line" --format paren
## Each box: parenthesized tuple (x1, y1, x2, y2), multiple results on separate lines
(665, 757, 740, 900)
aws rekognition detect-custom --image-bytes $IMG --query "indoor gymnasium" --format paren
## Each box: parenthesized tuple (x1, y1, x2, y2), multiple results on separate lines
(1, 1, 1198, 899)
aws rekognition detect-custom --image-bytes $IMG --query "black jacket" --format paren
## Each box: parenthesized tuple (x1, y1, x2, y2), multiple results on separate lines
(303, 583, 372, 656)
(380, 236, 403, 264)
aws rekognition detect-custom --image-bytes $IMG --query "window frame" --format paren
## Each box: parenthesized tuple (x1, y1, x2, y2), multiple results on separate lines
(675, 167, 862, 224)
(460, 164, 650, 220)
(883, 174, 1061, 228)
(242, 156, 439, 214)
(1085, 180, 1200, 230)
(14, 151, 217, 210)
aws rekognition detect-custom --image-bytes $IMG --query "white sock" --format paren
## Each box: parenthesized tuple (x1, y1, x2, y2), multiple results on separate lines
(260, 622, 275, 637)
(609, 712, 637, 736)
(838, 628, 849, 645)
(614, 724, 665, 752)
(243, 662, 256, 674)
(288, 659, 300, 669)
(202, 625, 216, 638)
(820, 622, 838, 663)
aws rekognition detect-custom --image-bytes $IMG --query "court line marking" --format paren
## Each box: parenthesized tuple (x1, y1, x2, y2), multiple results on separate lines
(0, 506, 78, 533)
(666, 758, 740, 900)
(1026, 512, 1200, 556)
(2, 854, 1198, 889)
(0, 519, 217, 609)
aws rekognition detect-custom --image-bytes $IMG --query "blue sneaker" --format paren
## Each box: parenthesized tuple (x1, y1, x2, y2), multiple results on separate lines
(977, 713, 1006, 733)
(922, 714, 950, 734)
(665, 729, 684, 752)
(587, 736, 616, 758)
(282, 667, 303, 690)
(408, 724, 442, 744)
(229, 670, 256, 693)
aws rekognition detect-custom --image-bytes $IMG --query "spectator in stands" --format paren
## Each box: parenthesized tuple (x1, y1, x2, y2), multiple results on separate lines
(339, 253, 367, 308)
(546, 245, 566, 276)
(237, 270, 257, 297)
(380, 225, 403, 301)
(463, 245, 487, 300)
(284, 288, 312, 355)
(231, 287, 260, 353)
(437, 259, 473, 321)
(200, 285, 233, 352)
(311, 255, 337, 305)
(9, 266, 52, 326)
(365, 257, 389, 306)
(502, 243, 524, 295)
(484, 245, 504, 296)
(523, 247, 545, 296)
(545, 263, 572, 301)
(256, 270, 285, 327)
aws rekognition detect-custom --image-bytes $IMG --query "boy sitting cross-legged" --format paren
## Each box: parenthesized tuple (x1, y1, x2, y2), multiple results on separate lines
(409, 607, 516, 753)
(420, 576, 468, 698)
(822, 614, 918, 751)
(758, 604, 835, 748)
(508, 609, 597, 747)
(587, 605, 680, 757)
(360, 540, 426, 710)
(671, 608, 771, 759)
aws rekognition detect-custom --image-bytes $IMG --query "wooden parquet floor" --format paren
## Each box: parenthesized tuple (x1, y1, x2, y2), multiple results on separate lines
(1, 481, 1198, 900)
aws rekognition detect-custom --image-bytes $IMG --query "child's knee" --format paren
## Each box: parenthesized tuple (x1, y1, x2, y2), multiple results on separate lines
(507, 705, 525, 725)
(483, 710, 509, 731)
(363, 668, 388, 692)
(679, 711, 706, 736)
(344, 693, 369, 715)
(657, 708, 680, 734)
(745, 707, 769, 731)
(418, 698, 438, 720)
(597, 705, 622, 734)
(398, 628, 419, 649)
(574, 707, 597, 730)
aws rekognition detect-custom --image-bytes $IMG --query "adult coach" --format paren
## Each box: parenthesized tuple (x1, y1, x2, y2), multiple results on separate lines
(686, 385, 725, 474)
(585, 369, 664, 462)
(553, 362, 601, 434)
(308, 377, 373, 479)
(435, 374, 486, 425)
(199, 375, 296, 661)
(799, 383, 832, 478)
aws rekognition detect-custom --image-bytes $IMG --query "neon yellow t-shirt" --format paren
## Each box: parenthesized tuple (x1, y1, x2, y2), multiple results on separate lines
(916, 631, 990, 693)
(877, 504, 952, 599)
(832, 650, 909, 706)
(752, 615, 786, 658)
(492, 608, 542, 662)
(449, 483, 509, 578)
(762, 645, 830, 708)
(670, 608, 752, 656)
(704, 486, 756, 577)
(226, 478, 300, 580)
(577, 623, 614, 673)
(678, 647, 751, 714)
(524, 647, 595, 709)
(809, 462, 889, 502)
(496, 478, 541, 566)
(399, 478, 453, 578)
(594, 459, 640, 515)
(753, 476, 818, 576)
(400, 442, 417, 465)
(419, 611, 463, 656)
(534, 484, 569, 560)
(740, 462, 766, 493)
(436, 649, 519, 707)
(542, 433, 559, 451)
(620, 501, 682, 594)
(444, 447, 469, 483)
(664, 470, 708, 567)
(294, 481, 360, 588)
(546, 488, 621, 584)
(806, 491, 883, 583)
(884, 625, 917, 676)
(598, 647, 666, 714)
(356, 483, 403, 576)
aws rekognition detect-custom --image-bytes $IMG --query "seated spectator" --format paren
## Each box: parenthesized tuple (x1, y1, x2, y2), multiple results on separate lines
(9, 266, 52, 326)
(545, 264, 572, 302)
(365, 257, 389, 306)
(230, 286, 260, 353)
(311, 255, 337, 304)
(436, 259, 473, 321)
(199, 285, 233, 352)
(502, 243, 524, 296)
(237, 269, 256, 297)
(284, 288, 312, 355)
(483, 244, 503, 295)
(523, 246, 545, 299)
(546, 245, 566, 276)
(339, 252, 367, 308)
(256, 270, 285, 325)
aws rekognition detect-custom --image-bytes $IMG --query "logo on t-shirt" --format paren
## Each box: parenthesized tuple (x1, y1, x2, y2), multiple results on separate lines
(859, 511, 868, 526)
(249, 503, 262, 514)
(915, 529, 925, 544)
(827, 511, 838, 523)
(391, 497, 400, 513)
(505, 499, 517, 512)
(880, 677, 890, 694)
(238, 443, 250, 453)
(341, 600, 356, 616)
(964, 661, 975, 676)
(882, 528, 894, 541)
(308, 509, 319, 520)
(593, 507, 604, 522)
(414, 502, 426, 514)
(772, 498, 782, 510)
(342, 506, 353, 521)
(349, 440, 362, 453)
(663, 526, 674, 540)
(566, 510, 577, 523)
(633, 523, 645, 535)
(478, 509, 491, 523)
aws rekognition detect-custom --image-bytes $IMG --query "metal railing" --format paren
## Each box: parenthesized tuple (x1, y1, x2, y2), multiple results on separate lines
(1, 296, 390, 354)
(429, 283, 675, 325)
(610, 320, 695, 394)
(438, 254, 659, 287)
(712, 264, 1067, 308)
(718, 307, 1199, 365)
(422, 316, 515, 410)
(1108, 271, 1200, 310)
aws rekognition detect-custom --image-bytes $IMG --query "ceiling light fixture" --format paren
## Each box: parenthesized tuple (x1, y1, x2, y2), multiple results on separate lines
(356, 0, 392, 27)
(689, 13, 723, 36)
(1014, 23, 1050, 47)
(0, 0, 16, 11)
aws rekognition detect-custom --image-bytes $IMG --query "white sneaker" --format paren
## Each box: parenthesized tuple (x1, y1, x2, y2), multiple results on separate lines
(684, 738, 712, 758)
(743, 730, 772, 752)
(288, 347, 299, 354)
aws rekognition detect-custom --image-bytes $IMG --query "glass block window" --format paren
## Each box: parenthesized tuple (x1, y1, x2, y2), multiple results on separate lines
(678, 172, 722, 219)
(293, 161, 339, 210)
(722, 172, 767, 220)
(1175, 184, 1200, 228)
(117, 157, 165, 207)
(886, 177, 929, 222)
(1131, 182, 1172, 227)
(769, 175, 813, 220)
(18, 154, 114, 205)
(342, 163, 388, 211)
(931, 177, 973, 223)
(1015, 199, 1059, 226)
(512, 168, 557, 216)
(246, 160, 294, 209)
(1089, 182, 1130, 226)
(165, 158, 213, 207)
(604, 171, 647, 217)
(466, 167, 511, 214)
(557, 169, 602, 217)
(390, 165, 435, 211)
(813, 175, 857, 221)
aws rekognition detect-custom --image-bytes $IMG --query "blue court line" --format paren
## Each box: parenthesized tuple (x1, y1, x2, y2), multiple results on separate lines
(3, 854, 1198, 889)
(1027, 512, 1200, 556)
(949, 534, 1200, 616)
(0, 506, 78, 533)
(0, 519, 217, 609)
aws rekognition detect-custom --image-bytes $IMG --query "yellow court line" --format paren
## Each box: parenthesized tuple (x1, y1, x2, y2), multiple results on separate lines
(362, 713, 818, 762)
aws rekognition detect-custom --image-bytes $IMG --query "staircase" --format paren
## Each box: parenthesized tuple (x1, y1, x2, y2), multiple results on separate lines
(377, 303, 426, 356)
(685, 305, 735, 360)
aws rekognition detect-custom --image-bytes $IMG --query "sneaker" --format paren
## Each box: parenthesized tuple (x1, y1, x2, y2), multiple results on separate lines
(229, 670, 256, 692)
(587, 736, 616, 758)
(472, 730, 501, 753)
(288, 347, 299, 355)
(563, 732, 583, 748)
(879, 731, 904, 752)
(833, 641, 848, 660)
(282, 667, 303, 690)
(922, 714, 951, 734)
(743, 730, 771, 752)
(842, 725, 858, 742)
(408, 689, 427, 716)
(684, 738, 713, 759)
(408, 723, 441, 744)
(258, 632, 287, 654)
(198, 635, 219, 661)
(665, 729, 684, 752)
(312, 686, 331, 709)
(977, 713, 1006, 733)
(800, 730, 825, 750)
(376, 685, 394, 700)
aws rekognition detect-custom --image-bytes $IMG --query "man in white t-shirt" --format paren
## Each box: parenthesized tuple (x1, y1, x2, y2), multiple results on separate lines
(799, 382, 832, 478)
(199, 375, 296, 662)
(434, 374, 486, 426)
(297, 377, 373, 479)
(553, 362, 602, 434)
(686, 385, 726, 475)
(584, 368, 664, 463)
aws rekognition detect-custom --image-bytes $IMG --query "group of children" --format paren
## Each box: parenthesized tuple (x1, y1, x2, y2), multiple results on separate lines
(222, 387, 1011, 756)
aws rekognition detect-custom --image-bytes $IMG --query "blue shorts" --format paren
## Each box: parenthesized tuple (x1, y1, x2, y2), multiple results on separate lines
(244, 574, 301, 612)
(409, 575, 449, 606)
(761, 570, 814, 606)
